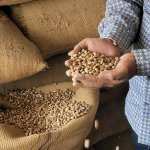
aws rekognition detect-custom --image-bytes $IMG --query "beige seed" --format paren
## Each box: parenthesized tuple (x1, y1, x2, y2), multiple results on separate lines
(84, 138, 91, 149)
(94, 119, 100, 130)
(105, 65, 111, 70)
(87, 61, 92, 65)
(94, 68, 99, 72)
(69, 49, 119, 75)
(116, 146, 120, 150)
(72, 54, 77, 57)
(109, 63, 113, 66)
(0, 88, 90, 136)
(84, 68, 89, 73)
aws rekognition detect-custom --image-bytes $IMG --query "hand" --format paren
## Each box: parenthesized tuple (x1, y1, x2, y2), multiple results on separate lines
(70, 53, 137, 88)
(65, 38, 122, 76)
(68, 38, 122, 57)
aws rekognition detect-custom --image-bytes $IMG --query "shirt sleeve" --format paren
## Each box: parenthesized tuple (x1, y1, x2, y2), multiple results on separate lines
(98, 0, 143, 50)
(132, 49, 150, 76)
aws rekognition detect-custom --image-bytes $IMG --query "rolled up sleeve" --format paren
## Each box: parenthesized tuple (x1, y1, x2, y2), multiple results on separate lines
(98, 0, 143, 50)
(132, 49, 150, 76)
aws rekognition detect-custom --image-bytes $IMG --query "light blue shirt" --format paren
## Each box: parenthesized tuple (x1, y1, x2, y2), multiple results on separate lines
(98, 0, 150, 146)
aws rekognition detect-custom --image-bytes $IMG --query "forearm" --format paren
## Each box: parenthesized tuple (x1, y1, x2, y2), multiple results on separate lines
(132, 49, 150, 76)
(99, 0, 143, 50)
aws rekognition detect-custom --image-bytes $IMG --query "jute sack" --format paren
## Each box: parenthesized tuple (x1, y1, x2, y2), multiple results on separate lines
(0, 82, 99, 150)
(0, 0, 32, 6)
(0, 10, 47, 84)
(10, 0, 106, 59)
(0, 53, 70, 90)
(0, 52, 129, 146)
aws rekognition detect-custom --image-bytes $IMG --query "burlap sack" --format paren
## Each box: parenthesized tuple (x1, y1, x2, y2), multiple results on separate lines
(0, 82, 99, 150)
(0, 10, 47, 84)
(0, 52, 129, 146)
(0, 0, 32, 6)
(10, 0, 106, 59)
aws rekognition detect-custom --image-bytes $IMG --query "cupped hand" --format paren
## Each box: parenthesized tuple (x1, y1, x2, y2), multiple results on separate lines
(68, 38, 121, 57)
(65, 38, 122, 76)
(70, 53, 137, 89)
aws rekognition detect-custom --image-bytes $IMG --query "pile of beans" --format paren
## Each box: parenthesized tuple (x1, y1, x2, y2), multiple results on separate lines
(0, 88, 90, 136)
(69, 49, 120, 76)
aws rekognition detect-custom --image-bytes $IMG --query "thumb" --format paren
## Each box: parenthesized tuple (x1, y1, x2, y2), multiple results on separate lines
(111, 67, 128, 81)
(68, 39, 87, 56)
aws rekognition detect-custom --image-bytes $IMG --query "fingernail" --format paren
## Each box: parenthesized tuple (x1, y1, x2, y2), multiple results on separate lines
(64, 60, 68, 66)
(66, 70, 71, 76)
(68, 51, 72, 56)
(72, 82, 76, 86)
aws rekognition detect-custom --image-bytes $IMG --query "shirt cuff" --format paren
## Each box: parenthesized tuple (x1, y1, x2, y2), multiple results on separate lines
(131, 49, 150, 76)
(98, 18, 133, 51)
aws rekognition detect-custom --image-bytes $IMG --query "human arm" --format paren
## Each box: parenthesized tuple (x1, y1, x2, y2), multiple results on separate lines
(99, 0, 143, 50)
(65, 0, 145, 87)
(132, 49, 150, 76)
(66, 0, 144, 67)
(100, 0, 150, 76)
(70, 53, 137, 88)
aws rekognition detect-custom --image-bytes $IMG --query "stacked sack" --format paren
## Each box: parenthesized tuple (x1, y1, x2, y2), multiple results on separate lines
(9, 0, 106, 58)
(0, 10, 47, 84)
(0, 0, 32, 6)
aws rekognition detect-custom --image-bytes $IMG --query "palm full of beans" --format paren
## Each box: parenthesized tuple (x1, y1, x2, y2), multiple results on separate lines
(69, 49, 120, 76)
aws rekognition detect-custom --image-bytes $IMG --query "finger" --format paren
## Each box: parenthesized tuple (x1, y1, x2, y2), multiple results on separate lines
(68, 50, 77, 56)
(73, 73, 86, 81)
(97, 70, 117, 88)
(103, 76, 128, 87)
(74, 39, 88, 51)
(74, 73, 102, 88)
(72, 77, 83, 84)
(68, 39, 87, 56)
(84, 74, 99, 81)
(72, 80, 83, 87)
(74, 73, 96, 81)
(73, 74, 101, 88)
(79, 80, 101, 89)
(111, 67, 128, 81)
(96, 69, 127, 88)
(113, 78, 128, 85)
(98, 68, 127, 82)
(68, 46, 80, 56)
(66, 70, 72, 76)
(98, 70, 114, 81)
(100, 79, 126, 88)
(104, 81, 119, 88)
(64, 59, 73, 66)
(72, 77, 79, 83)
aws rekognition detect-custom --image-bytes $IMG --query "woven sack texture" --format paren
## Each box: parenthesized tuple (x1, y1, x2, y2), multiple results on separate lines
(0, 10, 47, 84)
(10, 0, 106, 59)
(0, 53, 129, 145)
(0, 0, 32, 6)
(0, 54, 70, 90)
(0, 82, 99, 150)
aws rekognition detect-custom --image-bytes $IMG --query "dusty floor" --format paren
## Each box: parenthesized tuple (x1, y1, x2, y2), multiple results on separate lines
(94, 129, 135, 150)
